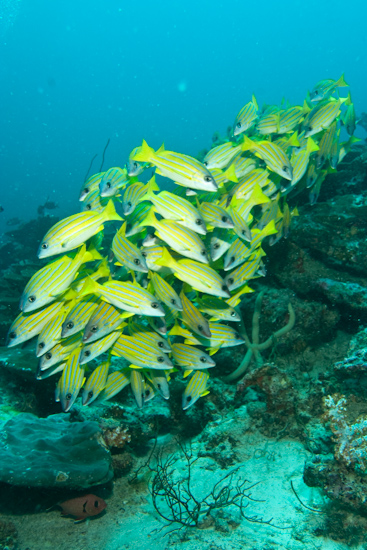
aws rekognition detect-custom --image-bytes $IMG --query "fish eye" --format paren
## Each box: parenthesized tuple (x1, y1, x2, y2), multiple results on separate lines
(94, 500, 99, 508)
(170, 298, 176, 305)
(66, 392, 72, 400)
(157, 383, 161, 389)
(127, 201, 132, 207)
(28, 295, 36, 303)
(204, 176, 213, 182)
(198, 324, 203, 331)
(204, 161, 208, 166)
(90, 325, 98, 333)
(133, 162, 138, 168)
(84, 187, 89, 194)
(200, 356, 207, 363)
(196, 219, 203, 225)
(141, 251, 147, 257)
(307, 126, 312, 133)
(241, 230, 247, 236)
(213, 243, 220, 249)
(236, 122, 241, 128)
(8, 331, 16, 340)
(38, 342, 45, 350)
(187, 395, 192, 402)
(145, 389, 151, 397)
(84, 350, 91, 357)
(222, 284, 227, 291)
(41, 243, 48, 249)
(230, 256, 235, 264)
(282, 166, 289, 173)
(228, 278, 234, 285)
(230, 311, 237, 317)
(201, 249, 206, 256)
(88, 390, 93, 399)
(106, 181, 111, 188)
(86, 204, 92, 210)
(45, 352, 52, 360)
(157, 356, 164, 363)
(221, 216, 228, 222)
(158, 341, 164, 348)
(134, 258, 141, 265)
(151, 302, 159, 309)
(66, 321, 74, 330)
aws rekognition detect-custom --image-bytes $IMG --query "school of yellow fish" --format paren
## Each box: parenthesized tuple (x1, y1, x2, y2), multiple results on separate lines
(6, 75, 358, 411)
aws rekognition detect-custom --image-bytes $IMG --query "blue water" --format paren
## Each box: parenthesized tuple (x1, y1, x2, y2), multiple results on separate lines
(1, 0, 366, 231)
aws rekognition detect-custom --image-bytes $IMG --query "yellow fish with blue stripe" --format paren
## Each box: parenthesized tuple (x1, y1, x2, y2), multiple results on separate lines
(203, 142, 242, 170)
(149, 271, 183, 311)
(38, 200, 122, 258)
(94, 371, 130, 404)
(7, 301, 65, 348)
(57, 348, 85, 412)
(132, 140, 218, 192)
(112, 222, 148, 273)
(233, 96, 258, 135)
(82, 361, 109, 405)
(182, 370, 210, 410)
(79, 172, 104, 202)
(242, 136, 293, 181)
(111, 333, 173, 369)
(99, 167, 129, 197)
(172, 343, 215, 370)
(79, 330, 121, 364)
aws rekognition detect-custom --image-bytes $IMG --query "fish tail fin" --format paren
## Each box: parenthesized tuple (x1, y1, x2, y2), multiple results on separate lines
(223, 163, 238, 182)
(139, 176, 160, 203)
(287, 131, 300, 148)
(306, 137, 319, 154)
(337, 73, 348, 88)
(249, 183, 271, 205)
(94, 258, 110, 280)
(139, 205, 157, 228)
(117, 221, 127, 237)
(131, 139, 155, 163)
(102, 199, 123, 222)
(79, 276, 101, 298)
(156, 143, 165, 154)
(345, 91, 352, 106)
(260, 219, 278, 239)
(241, 135, 255, 152)
(155, 247, 177, 269)
(252, 94, 259, 111)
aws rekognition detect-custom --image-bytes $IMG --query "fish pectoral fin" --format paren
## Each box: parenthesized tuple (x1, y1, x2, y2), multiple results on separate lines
(208, 346, 220, 356)
(201, 390, 210, 397)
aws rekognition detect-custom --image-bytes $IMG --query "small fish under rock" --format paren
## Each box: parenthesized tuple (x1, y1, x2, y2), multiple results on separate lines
(58, 494, 107, 522)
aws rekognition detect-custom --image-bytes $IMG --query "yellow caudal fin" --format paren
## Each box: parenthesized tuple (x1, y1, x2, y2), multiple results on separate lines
(249, 183, 271, 206)
(131, 139, 156, 163)
(286, 131, 300, 148)
(226, 285, 253, 307)
(102, 199, 123, 222)
(138, 205, 158, 228)
(306, 137, 319, 154)
(336, 73, 348, 88)
(139, 176, 160, 203)
(252, 94, 259, 111)
(261, 219, 278, 239)
(94, 258, 110, 279)
(155, 246, 178, 270)
(345, 91, 352, 106)
(117, 221, 127, 238)
(223, 162, 238, 183)
(85, 243, 103, 262)
(241, 135, 255, 152)
(156, 143, 165, 154)
(79, 276, 101, 298)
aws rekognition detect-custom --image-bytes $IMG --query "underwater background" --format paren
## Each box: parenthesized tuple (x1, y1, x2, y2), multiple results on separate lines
(1, 1, 367, 550)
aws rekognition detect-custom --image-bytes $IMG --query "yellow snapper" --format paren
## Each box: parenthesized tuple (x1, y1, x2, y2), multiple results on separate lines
(79, 330, 121, 364)
(198, 200, 234, 229)
(111, 333, 173, 369)
(83, 301, 126, 343)
(6, 301, 65, 348)
(112, 222, 148, 273)
(223, 157, 256, 183)
(224, 248, 266, 291)
(129, 369, 145, 409)
(127, 146, 149, 176)
(140, 208, 210, 264)
(149, 271, 183, 311)
(82, 361, 109, 405)
(309, 74, 348, 103)
(146, 370, 170, 400)
(99, 167, 129, 197)
(342, 92, 356, 136)
(57, 348, 85, 412)
(196, 322, 245, 355)
(36, 306, 69, 357)
(203, 142, 242, 170)
(132, 140, 218, 192)
(242, 136, 293, 181)
(127, 319, 171, 353)
(156, 247, 230, 298)
(182, 370, 210, 410)
(171, 343, 216, 370)
(196, 295, 241, 322)
(304, 98, 345, 137)
(38, 200, 122, 258)
(61, 295, 100, 339)
(233, 96, 259, 136)
(180, 290, 211, 339)
(80, 277, 165, 317)
(79, 172, 104, 202)
(139, 176, 207, 235)
(94, 371, 130, 404)
(21, 244, 97, 313)
(39, 333, 82, 371)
